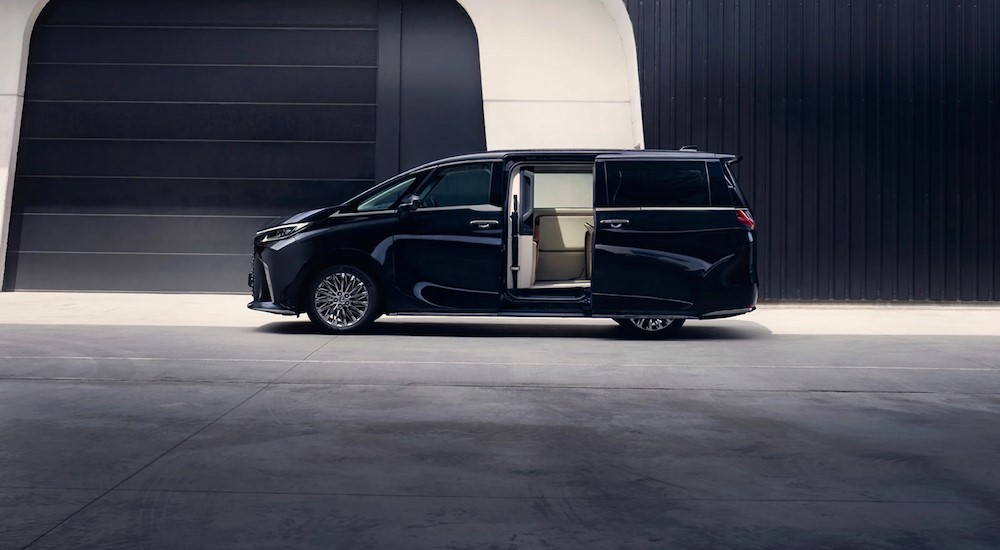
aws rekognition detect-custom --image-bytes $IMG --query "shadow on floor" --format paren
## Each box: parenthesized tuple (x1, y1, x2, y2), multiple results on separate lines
(256, 317, 772, 340)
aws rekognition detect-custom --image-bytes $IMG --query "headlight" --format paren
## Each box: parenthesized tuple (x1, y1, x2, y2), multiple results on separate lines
(256, 223, 310, 243)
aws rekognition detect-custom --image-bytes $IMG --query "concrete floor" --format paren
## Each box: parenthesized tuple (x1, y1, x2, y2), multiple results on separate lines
(1, 296, 999, 548)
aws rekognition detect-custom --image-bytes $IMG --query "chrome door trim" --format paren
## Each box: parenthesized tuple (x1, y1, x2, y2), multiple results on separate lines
(594, 206, 738, 212)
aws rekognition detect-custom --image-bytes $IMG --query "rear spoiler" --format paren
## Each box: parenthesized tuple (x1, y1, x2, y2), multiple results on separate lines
(725, 155, 744, 166)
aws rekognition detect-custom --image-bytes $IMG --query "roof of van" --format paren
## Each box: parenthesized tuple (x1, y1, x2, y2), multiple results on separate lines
(409, 149, 738, 172)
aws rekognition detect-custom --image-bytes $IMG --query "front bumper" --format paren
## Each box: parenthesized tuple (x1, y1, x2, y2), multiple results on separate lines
(247, 301, 297, 316)
(248, 248, 298, 314)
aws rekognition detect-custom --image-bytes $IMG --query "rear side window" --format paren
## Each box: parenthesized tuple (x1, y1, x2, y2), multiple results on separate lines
(602, 161, 710, 207)
(723, 164, 750, 208)
(600, 160, 741, 208)
(707, 161, 735, 207)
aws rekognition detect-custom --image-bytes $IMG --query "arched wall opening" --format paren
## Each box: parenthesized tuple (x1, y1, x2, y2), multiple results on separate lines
(455, 0, 644, 151)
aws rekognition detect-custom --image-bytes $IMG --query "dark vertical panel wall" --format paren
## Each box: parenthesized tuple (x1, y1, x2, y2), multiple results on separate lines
(4, 0, 486, 293)
(375, 0, 486, 179)
(398, 0, 486, 171)
(625, 0, 999, 301)
(5, 0, 379, 292)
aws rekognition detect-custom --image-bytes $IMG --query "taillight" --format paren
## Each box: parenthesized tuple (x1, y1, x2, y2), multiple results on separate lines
(736, 209, 755, 230)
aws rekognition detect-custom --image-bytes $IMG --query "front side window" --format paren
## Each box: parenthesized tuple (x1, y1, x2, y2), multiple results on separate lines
(357, 176, 418, 212)
(603, 161, 710, 207)
(418, 163, 492, 208)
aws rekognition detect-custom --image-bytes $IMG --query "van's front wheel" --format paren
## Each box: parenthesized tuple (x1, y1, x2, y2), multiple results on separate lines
(306, 265, 381, 334)
(614, 317, 685, 339)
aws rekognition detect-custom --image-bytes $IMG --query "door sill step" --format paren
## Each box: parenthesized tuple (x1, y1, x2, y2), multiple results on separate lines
(529, 280, 591, 290)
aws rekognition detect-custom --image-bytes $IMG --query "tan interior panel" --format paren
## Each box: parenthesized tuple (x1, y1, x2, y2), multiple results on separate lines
(533, 208, 593, 281)
(536, 251, 586, 281)
(537, 216, 590, 251)
(535, 208, 593, 250)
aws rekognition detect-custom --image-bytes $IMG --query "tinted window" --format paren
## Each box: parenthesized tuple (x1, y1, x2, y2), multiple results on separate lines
(604, 161, 710, 207)
(707, 161, 735, 207)
(723, 164, 750, 208)
(418, 163, 492, 207)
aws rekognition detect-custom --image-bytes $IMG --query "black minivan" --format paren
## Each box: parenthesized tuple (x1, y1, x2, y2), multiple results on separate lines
(249, 150, 757, 338)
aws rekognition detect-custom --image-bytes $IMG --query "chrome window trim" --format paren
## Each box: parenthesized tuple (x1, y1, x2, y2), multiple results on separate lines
(329, 210, 398, 218)
(330, 205, 501, 217)
(413, 205, 501, 213)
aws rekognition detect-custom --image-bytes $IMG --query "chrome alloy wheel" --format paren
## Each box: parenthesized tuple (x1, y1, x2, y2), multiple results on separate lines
(629, 318, 677, 332)
(314, 271, 370, 328)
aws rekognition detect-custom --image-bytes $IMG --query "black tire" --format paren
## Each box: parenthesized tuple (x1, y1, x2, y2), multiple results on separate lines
(614, 317, 685, 339)
(305, 265, 381, 334)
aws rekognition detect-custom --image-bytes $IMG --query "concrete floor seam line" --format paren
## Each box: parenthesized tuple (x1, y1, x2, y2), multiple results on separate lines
(17, 382, 274, 549)
(227, 384, 1000, 396)
(0, 356, 610, 367)
(236, 335, 342, 389)
(19, 343, 318, 548)
(16, 343, 329, 550)
(620, 365, 999, 372)
(271, 335, 341, 384)
(21, 335, 342, 548)
(6, 378, 1000, 396)
(0, 486, 977, 505)
(1, 356, 998, 371)
(0, 377, 273, 384)
(889, 334, 1000, 371)
(171, 384, 1000, 396)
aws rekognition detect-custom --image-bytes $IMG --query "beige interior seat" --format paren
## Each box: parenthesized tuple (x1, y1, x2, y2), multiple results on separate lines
(534, 207, 593, 282)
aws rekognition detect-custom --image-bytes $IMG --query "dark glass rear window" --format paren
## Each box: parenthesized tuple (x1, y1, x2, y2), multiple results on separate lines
(603, 161, 710, 207)
(707, 161, 735, 207)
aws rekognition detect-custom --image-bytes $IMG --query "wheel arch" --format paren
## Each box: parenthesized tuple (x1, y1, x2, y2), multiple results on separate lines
(293, 249, 388, 313)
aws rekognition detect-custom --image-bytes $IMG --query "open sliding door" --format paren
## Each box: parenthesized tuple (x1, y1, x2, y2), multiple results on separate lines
(590, 155, 755, 317)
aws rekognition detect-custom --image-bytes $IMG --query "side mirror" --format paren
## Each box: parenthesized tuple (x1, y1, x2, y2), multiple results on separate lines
(398, 195, 422, 212)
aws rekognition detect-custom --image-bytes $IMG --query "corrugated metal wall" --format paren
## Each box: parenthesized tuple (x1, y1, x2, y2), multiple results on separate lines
(625, 0, 999, 301)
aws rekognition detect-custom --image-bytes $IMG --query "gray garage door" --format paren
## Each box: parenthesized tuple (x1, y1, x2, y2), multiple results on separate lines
(4, 0, 381, 292)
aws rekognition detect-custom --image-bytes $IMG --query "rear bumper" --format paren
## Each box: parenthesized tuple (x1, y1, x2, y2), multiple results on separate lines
(699, 306, 756, 319)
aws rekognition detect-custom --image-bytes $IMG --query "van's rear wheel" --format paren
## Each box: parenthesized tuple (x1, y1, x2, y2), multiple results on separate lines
(614, 317, 685, 339)
(306, 265, 381, 334)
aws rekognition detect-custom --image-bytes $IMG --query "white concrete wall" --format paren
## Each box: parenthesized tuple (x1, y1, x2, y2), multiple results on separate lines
(0, 0, 44, 287)
(0, 0, 644, 287)
(456, 0, 643, 151)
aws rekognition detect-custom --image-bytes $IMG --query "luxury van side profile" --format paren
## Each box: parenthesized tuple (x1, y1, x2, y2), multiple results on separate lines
(248, 150, 758, 338)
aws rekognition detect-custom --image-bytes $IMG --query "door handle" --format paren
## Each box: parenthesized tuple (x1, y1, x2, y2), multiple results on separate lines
(470, 219, 499, 229)
(600, 219, 630, 229)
